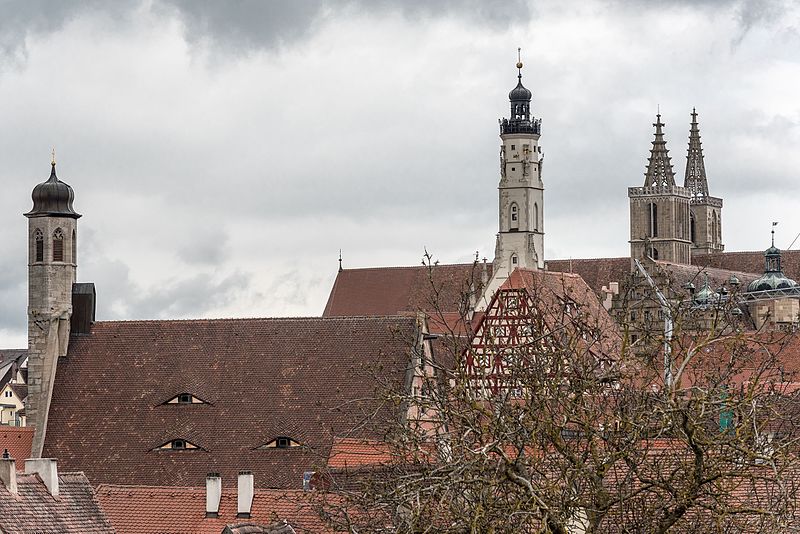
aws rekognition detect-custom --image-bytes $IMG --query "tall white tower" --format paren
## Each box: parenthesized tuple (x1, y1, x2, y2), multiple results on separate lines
(482, 54, 544, 304)
(24, 159, 80, 457)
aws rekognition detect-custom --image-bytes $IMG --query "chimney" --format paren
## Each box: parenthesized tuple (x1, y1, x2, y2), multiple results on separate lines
(0, 451, 17, 495)
(237, 470, 254, 518)
(70, 283, 96, 335)
(205, 472, 222, 518)
(25, 458, 59, 497)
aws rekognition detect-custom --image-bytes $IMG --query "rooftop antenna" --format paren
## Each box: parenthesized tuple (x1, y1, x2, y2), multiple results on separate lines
(338, 249, 343, 272)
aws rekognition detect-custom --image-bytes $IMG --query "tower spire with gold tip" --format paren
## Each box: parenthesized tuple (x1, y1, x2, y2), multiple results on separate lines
(643, 113, 676, 187)
(683, 108, 710, 198)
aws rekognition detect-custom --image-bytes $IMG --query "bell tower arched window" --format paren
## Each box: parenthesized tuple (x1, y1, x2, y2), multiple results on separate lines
(52, 228, 64, 262)
(647, 203, 658, 237)
(34, 229, 44, 263)
(690, 212, 696, 244)
(510, 253, 519, 270)
(510, 203, 519, 231)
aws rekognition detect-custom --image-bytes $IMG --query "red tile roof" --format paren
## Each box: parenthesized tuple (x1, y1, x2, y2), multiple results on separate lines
(694, 249, 800, 280)
(326, 437, 394, 469)
(44, 316, 418, 489)
(545, 257, 631, 296)
(0, 426, 33, 469)
(96, 484, 327, 534)
(0, 471, 113, 533)
(323, 263, 489, 316)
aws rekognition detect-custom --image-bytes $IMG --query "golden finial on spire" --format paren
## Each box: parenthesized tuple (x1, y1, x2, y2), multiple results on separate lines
(516, 47, 523, 70)
(51, 148, 56, 166)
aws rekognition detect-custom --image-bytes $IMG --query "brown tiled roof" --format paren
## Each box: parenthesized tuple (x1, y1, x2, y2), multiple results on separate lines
(0, 471, 113, 533)
(8, 383, 27, 401)
(545, 257, 631, 296)
(97, 484, 325, 534)
(224, 523, 296, 534)
(44, 317, 418, 489)
(326, 437, 394, 469)
(694, 249, 800, 280)
(651, 260, 759, 290)
(0, 427, 33, 469)
(323, 263, 489, 316)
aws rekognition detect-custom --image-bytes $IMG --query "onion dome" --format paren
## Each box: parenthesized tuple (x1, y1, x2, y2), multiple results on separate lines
(693, 273, 719, 306)
(509, 76, 532, 102)
(747, 240, 797, 292)
(24, 162, 81, 219)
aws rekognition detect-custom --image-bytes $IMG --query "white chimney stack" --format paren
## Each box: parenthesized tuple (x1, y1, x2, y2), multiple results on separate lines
(0, 451, 17, 495)
(237, 470, 254, 519)
(25, 458, 59, 497)
(205, 473, 222, 518)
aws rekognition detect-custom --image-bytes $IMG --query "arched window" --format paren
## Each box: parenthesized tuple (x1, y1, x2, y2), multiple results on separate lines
(690, 212, 696, 244)
(510, 254, 519, 270)
(34, 229, 44, 263)
(647, 203, 658, 237)
(534, 203, 539, 231)
(510, 203, 519, 231)
(52, 228, 64, 262)
(71, 230, 76, 264)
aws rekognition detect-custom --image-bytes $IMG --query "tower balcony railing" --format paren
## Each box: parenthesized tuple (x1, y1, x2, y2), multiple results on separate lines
(628, 185, 691, 198)
(500, 118, 541, 135)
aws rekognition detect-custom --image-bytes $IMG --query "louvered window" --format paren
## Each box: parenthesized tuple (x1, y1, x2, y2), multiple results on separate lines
(53, 228, 64, 262)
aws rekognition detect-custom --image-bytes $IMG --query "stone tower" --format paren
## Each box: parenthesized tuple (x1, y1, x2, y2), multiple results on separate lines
(482, 54, 544, 303)
(684, 109, 723, 256)
(24, 159, 80, 458)
(629, 114, 691, 265)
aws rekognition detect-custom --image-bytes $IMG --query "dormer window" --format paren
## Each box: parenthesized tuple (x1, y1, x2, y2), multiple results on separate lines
(164, 393, 207, 405)
(258, 436, 303, 450)
(156, 438, 200, 450)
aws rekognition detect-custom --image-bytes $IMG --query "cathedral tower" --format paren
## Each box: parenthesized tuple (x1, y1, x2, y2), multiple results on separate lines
(483, 53, 544, 302)
(684, 109, 723, 256)
(629, 114, 692, 264)
(24, 158, 80, 457)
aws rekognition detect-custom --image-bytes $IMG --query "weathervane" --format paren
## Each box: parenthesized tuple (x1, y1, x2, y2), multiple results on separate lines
(338, 249, 343, 272)
(772, 221, 778, 247)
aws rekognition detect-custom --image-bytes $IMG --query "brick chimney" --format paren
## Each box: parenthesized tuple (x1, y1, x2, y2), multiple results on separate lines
(237, 470, 254, 519)
(205, 472, 222, 518)
(0, 451, 17, 495)
(25, 458, 59, 497)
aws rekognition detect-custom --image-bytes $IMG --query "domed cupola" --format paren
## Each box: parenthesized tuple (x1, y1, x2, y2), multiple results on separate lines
(693, 273, 719, 307)
(747, 229, 797, 293)
(24, 161, 81, 219)
(500, 49, 540, 136)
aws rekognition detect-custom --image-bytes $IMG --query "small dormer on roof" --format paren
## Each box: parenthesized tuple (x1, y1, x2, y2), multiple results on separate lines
(24, 159, 81, 219)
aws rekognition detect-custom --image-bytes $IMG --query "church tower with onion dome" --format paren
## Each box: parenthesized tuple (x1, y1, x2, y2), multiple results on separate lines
(24, 155, 81, 458)
(482, 51, 545, 305)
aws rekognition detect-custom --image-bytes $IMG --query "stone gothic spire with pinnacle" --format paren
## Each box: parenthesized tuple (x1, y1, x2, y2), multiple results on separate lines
(643, 114, 676, 187)
(629, 112, 692, 264)
(480, 50, 544, 309)
(684, 108, 709, 198)
(683, 108, 724, 256)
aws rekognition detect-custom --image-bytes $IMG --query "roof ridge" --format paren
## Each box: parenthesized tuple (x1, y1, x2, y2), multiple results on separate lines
(92, 315, 419, 325)
(547, 257, 629, 263)
(340, 263, 478, 272)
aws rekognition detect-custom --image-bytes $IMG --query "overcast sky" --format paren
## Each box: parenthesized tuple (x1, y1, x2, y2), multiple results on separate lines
(1, 0, 799, 346)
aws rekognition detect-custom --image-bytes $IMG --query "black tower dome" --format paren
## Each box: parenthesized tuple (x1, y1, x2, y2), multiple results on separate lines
(24, 162, 81, 219)
(500, 50, 540, 136)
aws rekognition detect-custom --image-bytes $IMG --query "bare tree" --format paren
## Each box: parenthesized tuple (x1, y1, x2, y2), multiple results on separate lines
(319, 259, 800, 533)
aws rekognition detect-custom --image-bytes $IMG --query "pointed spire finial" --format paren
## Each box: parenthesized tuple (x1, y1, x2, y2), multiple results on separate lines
(772, 222, 778, 247)
(338, 249, 343, 272)
(51, 148, 56, 167)
(516, 47, 523, 78)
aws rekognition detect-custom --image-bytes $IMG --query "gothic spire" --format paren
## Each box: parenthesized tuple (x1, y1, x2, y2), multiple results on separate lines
(683, 108, 709, 198)
(643, 113, 676, 187)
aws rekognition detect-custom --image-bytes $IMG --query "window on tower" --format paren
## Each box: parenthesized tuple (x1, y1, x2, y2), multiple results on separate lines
(52, 228, 64, 262)
(34, 229, 44, 263)
(72, 230, 77, 264)
(647, 203, 658, 237)
(510, 203, 519, 231)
